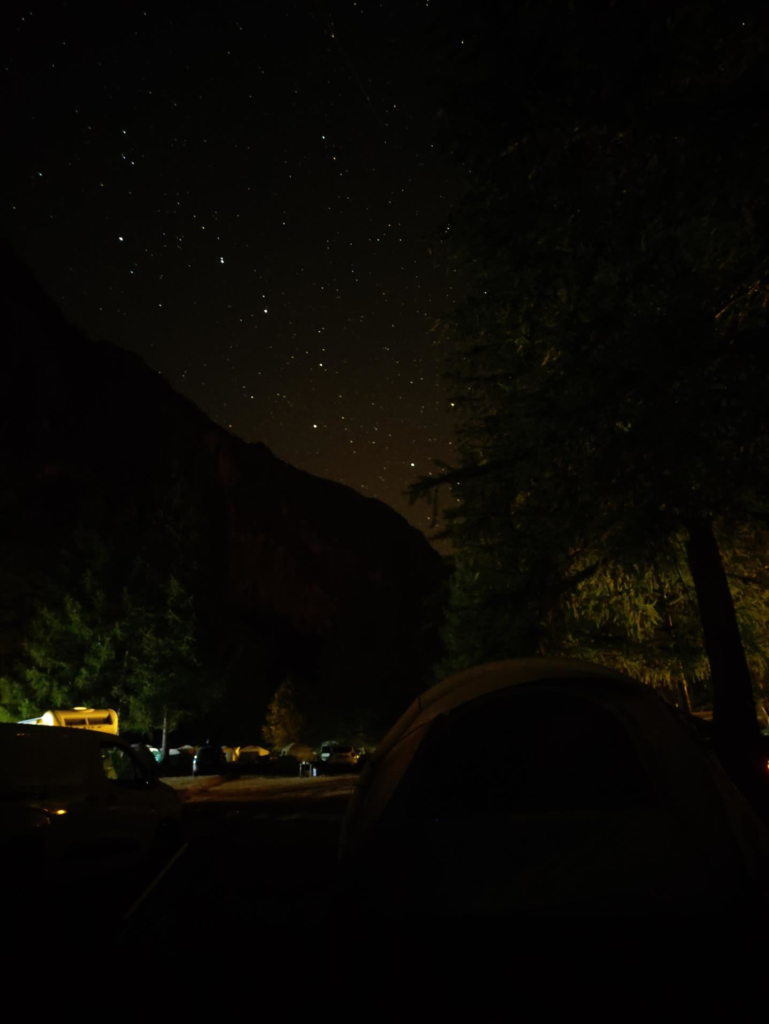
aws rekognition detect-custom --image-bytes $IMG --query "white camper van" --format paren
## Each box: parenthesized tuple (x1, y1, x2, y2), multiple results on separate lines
(19, 707, 119, 735)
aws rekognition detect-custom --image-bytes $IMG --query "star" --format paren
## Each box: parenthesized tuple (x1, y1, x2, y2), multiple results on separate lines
(6, 2, 461, 539)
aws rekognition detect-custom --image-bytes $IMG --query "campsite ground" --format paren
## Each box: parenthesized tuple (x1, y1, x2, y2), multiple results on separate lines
(164, 772, 356, 809)
(117, 774, 357, 946)
(7, 774, 356, 951)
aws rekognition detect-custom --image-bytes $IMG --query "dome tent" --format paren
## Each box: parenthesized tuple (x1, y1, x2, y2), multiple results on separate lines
(238, 745, 270, 763)
(282, 743, 315, 762)
(338, 658, 769, 919)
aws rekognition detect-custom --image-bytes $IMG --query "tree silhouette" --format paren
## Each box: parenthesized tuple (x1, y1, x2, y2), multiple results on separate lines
(262, 677, 304, 751)
(415, 1, 769, 788)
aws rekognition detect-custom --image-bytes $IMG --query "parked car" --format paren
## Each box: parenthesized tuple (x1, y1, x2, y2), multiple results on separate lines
(318, 743, 360, 771)
(0, 723, 182, 880)
(192, 742, 226, 777)
(162, 746, 196, 777)
(131, 742, 163, 776)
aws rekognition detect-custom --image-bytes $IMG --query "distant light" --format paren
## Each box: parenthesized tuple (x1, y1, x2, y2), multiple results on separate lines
(410, 462, 415, 467)
(54, 809, 67, 816)
(118, 236, 124, 241)
(313, 424, 318, 428)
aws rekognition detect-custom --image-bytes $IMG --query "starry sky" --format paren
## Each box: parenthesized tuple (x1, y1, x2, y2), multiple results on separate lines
(3, 1, 465, 539)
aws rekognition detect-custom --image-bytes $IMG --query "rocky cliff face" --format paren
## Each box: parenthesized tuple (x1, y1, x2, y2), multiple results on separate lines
(0, 246, 445, 740)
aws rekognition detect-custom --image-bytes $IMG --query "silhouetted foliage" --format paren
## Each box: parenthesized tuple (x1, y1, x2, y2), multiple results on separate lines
(415, 1, 769, 758)
(262, 677, 304, 750)
(0, 524, 207, 735)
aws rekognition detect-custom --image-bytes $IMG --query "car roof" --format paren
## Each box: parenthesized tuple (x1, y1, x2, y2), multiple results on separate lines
(0, 723, 131, 751)
(1, 722, 102, 745)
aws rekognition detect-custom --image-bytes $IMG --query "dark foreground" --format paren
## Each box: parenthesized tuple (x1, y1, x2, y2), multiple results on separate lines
(7, 776, 354, 959)
(122, 776, 354, 946)
(7, 772, 767, 970)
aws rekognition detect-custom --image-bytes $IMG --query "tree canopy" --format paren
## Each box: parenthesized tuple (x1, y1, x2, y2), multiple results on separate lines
(262, 677, 304, 751)
(415, 2, 769, 757)
(0, 474, 212, 737)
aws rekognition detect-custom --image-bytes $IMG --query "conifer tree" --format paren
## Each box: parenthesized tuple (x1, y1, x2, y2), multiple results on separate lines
(262, 677, 304, 751)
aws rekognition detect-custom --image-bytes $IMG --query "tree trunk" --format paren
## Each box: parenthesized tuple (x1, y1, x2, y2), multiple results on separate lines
(677, 677, 693, 716)
(655, 569, 693, 716)
(161, 707, 170, 764)
(685, 517, 759, 762)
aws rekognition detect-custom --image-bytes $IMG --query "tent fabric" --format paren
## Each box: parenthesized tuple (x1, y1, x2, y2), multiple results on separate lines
(238, 745, 270, 762)
(342, 658, 635, 857)
(339, 658, 769, 917)
(282, 743, 315, 761)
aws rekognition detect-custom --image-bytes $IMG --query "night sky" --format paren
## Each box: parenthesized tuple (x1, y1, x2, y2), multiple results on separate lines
(3, 1, 465, 537)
